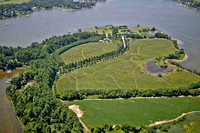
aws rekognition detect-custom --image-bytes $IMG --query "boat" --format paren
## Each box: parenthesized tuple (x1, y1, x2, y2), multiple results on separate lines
(7, 70, 11, 74)
(26, 15, 29, 17)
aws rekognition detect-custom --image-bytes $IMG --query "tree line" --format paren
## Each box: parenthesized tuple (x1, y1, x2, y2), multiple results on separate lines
(177, 0, 200, 10)
(0, 0, 97, 19)
(58, 82, 200, 100)
(170, 61, 200, 77)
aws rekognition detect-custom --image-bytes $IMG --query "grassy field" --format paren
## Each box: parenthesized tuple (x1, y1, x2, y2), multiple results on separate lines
(56, 39, 200, 93)
(66, 97, 200, 128)
(60, 42, 118, 65)
(0, 0, 29, 5)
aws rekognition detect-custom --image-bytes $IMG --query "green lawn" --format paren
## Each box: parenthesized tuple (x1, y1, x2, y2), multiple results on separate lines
(66, 97, 200, 129)
(60, 42, 118, 65)
(56, 39, 200, 93)
(0, 0, 29, 5)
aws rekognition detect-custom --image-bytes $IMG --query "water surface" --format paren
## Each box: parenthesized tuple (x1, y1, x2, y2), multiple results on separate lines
(0, 0, 200, 71)
(0, 70, 23, 133)
(145, 60, 174, 74)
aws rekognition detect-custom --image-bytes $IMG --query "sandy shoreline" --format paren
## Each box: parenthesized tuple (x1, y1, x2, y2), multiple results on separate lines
(172, 38, 183, 45)
(169, 54, 188, 63)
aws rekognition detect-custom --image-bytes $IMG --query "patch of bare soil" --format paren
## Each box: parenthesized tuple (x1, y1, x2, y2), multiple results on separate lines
(69, 105, 83, 118)
(69, 105, 89, 132)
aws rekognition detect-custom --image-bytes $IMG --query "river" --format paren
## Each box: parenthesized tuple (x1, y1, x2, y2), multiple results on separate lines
(0, 0, 200, 70)
(0, 70, 23, 133)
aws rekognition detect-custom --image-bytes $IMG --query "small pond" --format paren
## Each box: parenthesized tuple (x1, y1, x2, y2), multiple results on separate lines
(145, 60, 174, 74)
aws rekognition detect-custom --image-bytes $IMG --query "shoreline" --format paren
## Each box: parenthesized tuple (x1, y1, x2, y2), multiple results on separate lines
(0, 5, 96, 20)
(168, 53, 188, 63)
(0, 70, 24, 133)
(173, 38, 183, 45)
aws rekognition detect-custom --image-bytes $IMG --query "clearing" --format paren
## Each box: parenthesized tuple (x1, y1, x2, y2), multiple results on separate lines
(56, 39, 200, 93)
(60, 42, 118, 65)
(66, 97, 200, 129)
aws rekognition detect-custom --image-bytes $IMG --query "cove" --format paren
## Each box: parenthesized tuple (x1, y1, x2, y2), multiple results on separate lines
(0, 70, 23, 133)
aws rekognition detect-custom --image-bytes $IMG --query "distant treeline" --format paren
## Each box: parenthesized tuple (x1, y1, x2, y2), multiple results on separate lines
(0, 0, 97, 19)
(177, 0, 200, 10)
(57, 81, 200, 100)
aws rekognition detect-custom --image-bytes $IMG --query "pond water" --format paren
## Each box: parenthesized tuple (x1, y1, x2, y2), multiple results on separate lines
(145, 60, 174, 74)
(0, 0, 200, 70)
(0, 70, 23, 133)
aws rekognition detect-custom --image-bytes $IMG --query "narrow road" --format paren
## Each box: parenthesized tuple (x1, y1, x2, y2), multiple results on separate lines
(69, 105, 90, 132)
(122, 36, 126, 48)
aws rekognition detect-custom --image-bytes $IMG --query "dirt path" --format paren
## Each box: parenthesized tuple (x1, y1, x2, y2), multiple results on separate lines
(111, 72, 122, 89)
(81, 48, 86, 59)
(103, 42, 109, 52)
(161, 77, 174, 88)
(148, 111, 200, 127)
(72, 75, 79, 90)
(132, 66, 139, 90)
(90, 75, 109, 89)
(69, 105, 90, 132)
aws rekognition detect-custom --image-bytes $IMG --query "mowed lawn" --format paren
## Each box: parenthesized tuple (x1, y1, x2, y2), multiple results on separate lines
(60, 42, 118, 64)
(66, 97, 200, 128)
(56, 39, 200, 93)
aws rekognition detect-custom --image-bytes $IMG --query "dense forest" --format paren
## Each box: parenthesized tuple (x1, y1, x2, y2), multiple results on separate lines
(5, 31, 105, 132)
(0, 0, 97, 19)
